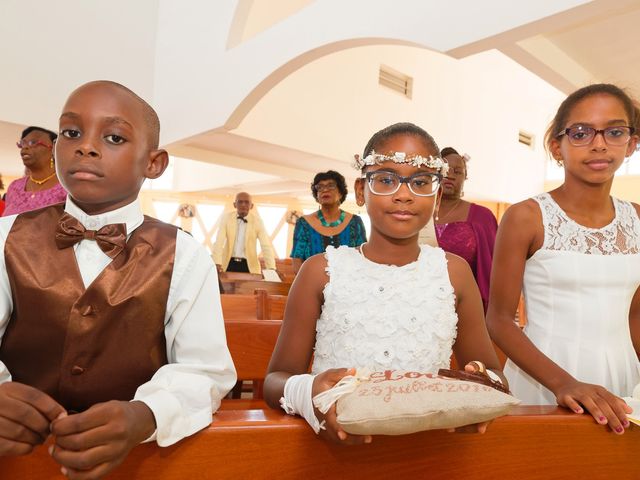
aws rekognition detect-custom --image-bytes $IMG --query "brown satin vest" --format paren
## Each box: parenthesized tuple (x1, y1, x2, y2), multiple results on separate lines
(0, 204, 176, 412)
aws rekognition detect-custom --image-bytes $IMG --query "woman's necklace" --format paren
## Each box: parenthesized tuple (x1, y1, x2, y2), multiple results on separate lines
(29, 172, 57, 186)
(436, 199, 462, 223)
(318, 209, 345, 227)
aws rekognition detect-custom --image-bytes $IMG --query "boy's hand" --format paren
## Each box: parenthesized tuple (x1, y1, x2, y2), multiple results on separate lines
(312, 368, 372, 446)
(0, 382, 66, 456)
(50, 400, 156, 480)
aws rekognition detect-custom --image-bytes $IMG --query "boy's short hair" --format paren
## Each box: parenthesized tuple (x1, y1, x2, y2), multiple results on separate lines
(84, 80, 161, 149)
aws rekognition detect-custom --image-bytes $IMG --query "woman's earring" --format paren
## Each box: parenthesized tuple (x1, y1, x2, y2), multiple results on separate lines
(50, 158, 54, 169)
(555, 156, 563, 167)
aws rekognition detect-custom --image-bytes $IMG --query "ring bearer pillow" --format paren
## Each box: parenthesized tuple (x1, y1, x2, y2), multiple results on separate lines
(313, 369, 520, 435)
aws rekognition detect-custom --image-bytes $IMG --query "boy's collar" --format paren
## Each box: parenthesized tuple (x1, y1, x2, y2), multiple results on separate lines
(64, 198, 144, 235)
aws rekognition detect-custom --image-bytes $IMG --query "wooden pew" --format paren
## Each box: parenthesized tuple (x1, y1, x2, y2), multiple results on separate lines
(218, 272, 264, 294)
(224, 319, 281, 399)
(263, 292, 286, 320)
(5, 406, 639, 479)
(234, 280, 292, 296)
(221, 291, 286, 320)
(221, 293, 265, 320)
(218, 271, 263, 282)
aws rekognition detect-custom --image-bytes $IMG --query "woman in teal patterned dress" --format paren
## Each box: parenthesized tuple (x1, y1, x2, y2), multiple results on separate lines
(291, 170, 366, 273)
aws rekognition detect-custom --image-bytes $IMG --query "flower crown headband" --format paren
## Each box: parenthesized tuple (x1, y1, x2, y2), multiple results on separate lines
(353, 150, 449, 176)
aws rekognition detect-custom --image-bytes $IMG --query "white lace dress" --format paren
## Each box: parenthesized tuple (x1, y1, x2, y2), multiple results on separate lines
(504, 193, 640, 404)
(311, 245, 458, 374)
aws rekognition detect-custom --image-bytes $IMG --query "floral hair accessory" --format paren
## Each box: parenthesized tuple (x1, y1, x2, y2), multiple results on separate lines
(353, 150, 449, 176)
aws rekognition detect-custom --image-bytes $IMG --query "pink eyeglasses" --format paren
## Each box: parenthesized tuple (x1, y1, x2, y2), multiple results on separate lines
(16, 139, 52, 149)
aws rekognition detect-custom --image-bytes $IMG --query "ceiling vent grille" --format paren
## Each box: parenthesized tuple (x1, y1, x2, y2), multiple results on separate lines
(379, 65, 413, 99)
(518, 130, 534, 148)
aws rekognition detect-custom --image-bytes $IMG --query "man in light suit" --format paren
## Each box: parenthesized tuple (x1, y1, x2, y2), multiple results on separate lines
(212, 192, 276, 274)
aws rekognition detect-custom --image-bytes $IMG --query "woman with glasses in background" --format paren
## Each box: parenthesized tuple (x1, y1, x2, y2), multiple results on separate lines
(290, 170, 366, 273)
(434, 147, 498, 313)
(3, 126, 66, 216)
(487, 84, 640, 435)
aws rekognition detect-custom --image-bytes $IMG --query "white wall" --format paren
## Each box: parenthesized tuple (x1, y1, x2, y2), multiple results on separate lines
(235, 45, 565, 203)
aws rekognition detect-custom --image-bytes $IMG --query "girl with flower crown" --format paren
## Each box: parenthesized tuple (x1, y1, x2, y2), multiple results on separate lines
(264, 122, 504, 443)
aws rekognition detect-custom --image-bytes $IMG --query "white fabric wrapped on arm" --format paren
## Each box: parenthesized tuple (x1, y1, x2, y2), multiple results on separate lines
(279, 374, 323, 433)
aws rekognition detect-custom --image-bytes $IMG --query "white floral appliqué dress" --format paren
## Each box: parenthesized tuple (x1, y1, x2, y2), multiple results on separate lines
(311, 245, 458, 374)
(504, 193, 640, 404)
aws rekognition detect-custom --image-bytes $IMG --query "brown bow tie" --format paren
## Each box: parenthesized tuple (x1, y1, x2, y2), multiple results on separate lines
(55, 213, 127, 259)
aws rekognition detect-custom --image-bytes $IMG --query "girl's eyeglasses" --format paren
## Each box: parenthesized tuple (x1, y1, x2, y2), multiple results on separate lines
(362, 171, 442, 197)
(16, 140, 53, 149)
(557, 125, 635, 147)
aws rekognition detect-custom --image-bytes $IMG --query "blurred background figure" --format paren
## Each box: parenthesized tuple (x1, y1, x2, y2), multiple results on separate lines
(290, 170, 366, 273)
(213, 191, 276, 275)
(3, 126, 66, 216)
(434, 147, 497, 312)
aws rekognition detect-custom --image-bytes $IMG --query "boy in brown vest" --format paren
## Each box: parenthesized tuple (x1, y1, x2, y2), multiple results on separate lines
(0, 81, 236, 478)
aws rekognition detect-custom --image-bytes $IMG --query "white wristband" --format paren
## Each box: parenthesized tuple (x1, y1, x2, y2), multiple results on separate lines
(279, 374, 323, 433)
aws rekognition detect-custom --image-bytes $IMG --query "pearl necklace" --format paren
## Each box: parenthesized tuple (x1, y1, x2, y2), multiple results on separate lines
(29, 172, 57, 185)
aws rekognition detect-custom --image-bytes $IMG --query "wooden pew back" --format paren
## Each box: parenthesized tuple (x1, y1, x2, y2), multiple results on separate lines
(264, 293, 286, 320)
(225, 319, 281, 381)
(234, 280, 292, 296)
(221, 290, 286, 320)
(221, 293, 263, 320)
(219, 272, 263, 282)
(5, 406, 639, 479)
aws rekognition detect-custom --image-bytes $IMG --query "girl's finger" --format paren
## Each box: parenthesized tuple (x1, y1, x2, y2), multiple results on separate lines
(577, 396, 609, 425)
(560, 396, 584, 414)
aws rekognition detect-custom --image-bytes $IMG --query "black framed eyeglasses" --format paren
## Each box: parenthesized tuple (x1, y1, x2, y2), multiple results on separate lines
(312, 182, 338, 193)
(362, 170, 442, 197)
(557, 125, 635, 146)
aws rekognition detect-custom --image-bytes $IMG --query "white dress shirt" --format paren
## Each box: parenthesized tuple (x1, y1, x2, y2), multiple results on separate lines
(0, 198, 237, 446)
(232, 216, 248, 259)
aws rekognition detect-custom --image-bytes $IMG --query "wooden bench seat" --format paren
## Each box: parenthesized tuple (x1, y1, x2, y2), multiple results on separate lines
(4, 406, 639, 479)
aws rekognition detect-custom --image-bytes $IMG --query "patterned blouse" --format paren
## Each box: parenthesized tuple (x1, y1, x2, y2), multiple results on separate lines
(3, 177, 67, 216)
(290, 214, 367, 261)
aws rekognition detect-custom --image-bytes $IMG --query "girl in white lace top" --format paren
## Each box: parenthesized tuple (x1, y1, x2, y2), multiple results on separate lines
(265, 123, 504, 444)
(487, 84, 640, 435)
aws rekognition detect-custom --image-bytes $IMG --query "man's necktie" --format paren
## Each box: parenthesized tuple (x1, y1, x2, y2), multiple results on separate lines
(237, 216, 248, 223)
(55, 213, 127, 259)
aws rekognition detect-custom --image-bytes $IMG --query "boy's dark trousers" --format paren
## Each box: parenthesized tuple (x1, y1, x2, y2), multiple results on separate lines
(226, 257, 250, 273)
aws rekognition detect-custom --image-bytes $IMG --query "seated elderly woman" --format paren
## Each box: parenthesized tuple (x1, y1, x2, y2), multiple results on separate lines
(290, 170, 366, 272)
(3, 126, 66, 216)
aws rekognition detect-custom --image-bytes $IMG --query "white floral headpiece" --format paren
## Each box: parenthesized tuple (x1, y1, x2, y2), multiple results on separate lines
(353, 150, 449, 176)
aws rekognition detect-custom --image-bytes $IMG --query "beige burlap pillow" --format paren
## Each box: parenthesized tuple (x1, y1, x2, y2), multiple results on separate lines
(314, 369, 520, 436)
